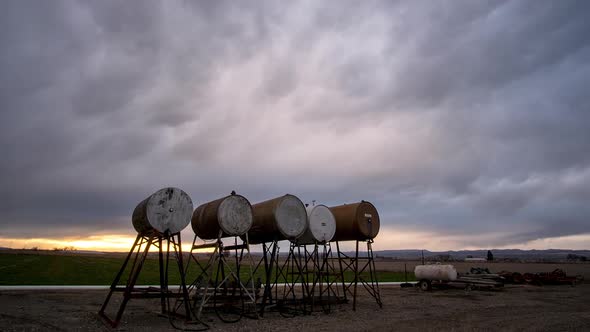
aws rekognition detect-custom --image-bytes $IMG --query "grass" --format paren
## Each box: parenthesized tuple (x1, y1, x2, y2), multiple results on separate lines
(0, 253, 181, 285)
(0, 253, 415, 285)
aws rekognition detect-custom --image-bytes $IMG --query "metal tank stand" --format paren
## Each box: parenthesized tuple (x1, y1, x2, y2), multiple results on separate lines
(334, 239, 382, 310)
(306, 242, 339, 313)
(243, 240, 280, 317)
(275, 242, 310, 316)
(180, 232, 257, 323)
(326, 241, 348, 304)
(98, 230, 193, 328)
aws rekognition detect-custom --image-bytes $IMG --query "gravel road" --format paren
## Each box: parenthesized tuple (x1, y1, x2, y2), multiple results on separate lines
(1, 284, 589, 331)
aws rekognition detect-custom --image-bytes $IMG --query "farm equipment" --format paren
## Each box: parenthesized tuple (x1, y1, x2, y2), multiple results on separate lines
(415, 264, 504, 291)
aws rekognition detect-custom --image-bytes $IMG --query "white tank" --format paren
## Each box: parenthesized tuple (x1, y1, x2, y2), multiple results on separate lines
(295, 204, 337, 245)
(414, 264, 458, 281)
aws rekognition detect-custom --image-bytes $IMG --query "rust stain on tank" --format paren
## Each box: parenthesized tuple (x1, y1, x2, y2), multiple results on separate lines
(329, 200, 380, 242)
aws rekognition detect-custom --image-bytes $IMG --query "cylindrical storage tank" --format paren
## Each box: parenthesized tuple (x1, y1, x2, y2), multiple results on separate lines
(246, 194, 308, 244)
(329, 200, 380, 241)
(191, 193, 253, 240)
(132, 187, 193, 235)
(414, 265, 458, 281)
(295, 204, 336, 245)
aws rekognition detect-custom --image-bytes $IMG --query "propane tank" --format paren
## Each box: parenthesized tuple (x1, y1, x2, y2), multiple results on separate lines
(414, 264, 458, 281)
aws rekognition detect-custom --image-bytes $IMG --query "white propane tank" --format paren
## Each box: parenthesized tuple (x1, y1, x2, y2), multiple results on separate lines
(414, 264, 458, 281)
(295, 204, 337, 245)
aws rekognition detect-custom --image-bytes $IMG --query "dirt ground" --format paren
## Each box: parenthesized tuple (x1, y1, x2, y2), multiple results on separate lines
(1, 283, 589, 331)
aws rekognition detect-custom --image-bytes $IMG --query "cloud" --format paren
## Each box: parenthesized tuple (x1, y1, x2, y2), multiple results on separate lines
(0, 1, 589, 249)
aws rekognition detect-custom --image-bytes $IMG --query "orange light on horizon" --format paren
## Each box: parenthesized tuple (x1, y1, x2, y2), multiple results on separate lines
(1, 230, 588, 252)
(0, 234, 138, 252)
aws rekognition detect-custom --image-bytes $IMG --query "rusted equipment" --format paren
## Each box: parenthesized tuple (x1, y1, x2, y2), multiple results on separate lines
(233, 194, 308, 315)
(254, 240, 281, 316)
(99, 232, 194, 328)
(99, 188, 195, 328)
(498, 271, 525, 284)
(304, 242, 341, 313)
(332, 239, 382, 310)
(247, 194, 308, 244)
(275, 242, 338, 316)
(183, 235, 258, 323)
(191, 192, 253, 239)
(464, 268, 504, 284)
(132, 187, 193, 235)
(470, 267, 492, 274)
(284, 204, 338, 313)
(500, 269, 583, 286)
(275, 242, 312, 316)
(296, 204, 336, 245)
(327, 201, 382, 310)
(537, 269, 583, 285)
(329, 201, 380, 242)
(182, 192, 257, 323)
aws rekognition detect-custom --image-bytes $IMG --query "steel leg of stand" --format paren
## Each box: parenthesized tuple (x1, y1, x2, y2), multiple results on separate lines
(353, 240, 359, 311)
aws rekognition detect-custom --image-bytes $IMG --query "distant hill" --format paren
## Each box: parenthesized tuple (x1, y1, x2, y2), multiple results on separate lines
(3, 246, 589, 262)
(373, 249, 590, 261)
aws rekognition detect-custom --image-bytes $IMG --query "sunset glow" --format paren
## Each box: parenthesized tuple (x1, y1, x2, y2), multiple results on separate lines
(3, 230, 589, 253)
(0, 235, 137, 252)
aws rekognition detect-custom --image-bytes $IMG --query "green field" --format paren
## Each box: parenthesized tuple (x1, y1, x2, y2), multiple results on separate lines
(0, 253, 414, 285)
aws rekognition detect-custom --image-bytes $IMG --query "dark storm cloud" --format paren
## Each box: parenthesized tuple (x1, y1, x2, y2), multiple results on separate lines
(377, 1, 590, 110)
(1, 1, 589, 248)
(0, 0, 271, 233)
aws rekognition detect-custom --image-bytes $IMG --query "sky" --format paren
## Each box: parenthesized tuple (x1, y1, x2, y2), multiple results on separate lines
(1, 1, 589, 252)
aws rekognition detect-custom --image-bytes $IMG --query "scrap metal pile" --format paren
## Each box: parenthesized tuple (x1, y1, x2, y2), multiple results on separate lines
(414, 265, 585, 291)
(499, 269, 584, 286)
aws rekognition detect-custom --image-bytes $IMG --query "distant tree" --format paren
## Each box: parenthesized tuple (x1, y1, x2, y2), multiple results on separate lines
(487, 250, 494, 261)
(567, 254, 587, 262)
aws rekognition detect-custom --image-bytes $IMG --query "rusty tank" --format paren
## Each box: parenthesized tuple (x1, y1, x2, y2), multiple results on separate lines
(329, 200, 380, 241)
(245, 194, 308, 244)
(132, 187, 193, 235)
(191, 192, 253, 240)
